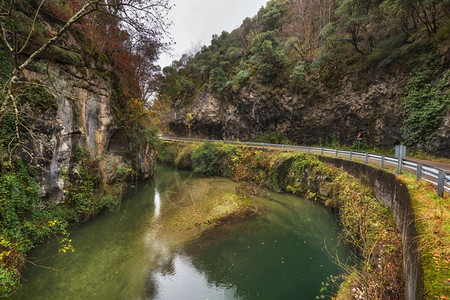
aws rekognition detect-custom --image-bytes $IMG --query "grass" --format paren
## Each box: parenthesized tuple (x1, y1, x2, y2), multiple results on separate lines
(399, 174, 450, 299)
(408, 151, 450, 164)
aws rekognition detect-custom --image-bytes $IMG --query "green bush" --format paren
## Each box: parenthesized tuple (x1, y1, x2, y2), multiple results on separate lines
(175, 144, 195, 169)
(270, 156, 295, 191)
(289, 62, 307, 92)
(0, 264, 20, 299)
(191, 142, 220, 176)
(0, 162, 69, 297)
(232, 69, 250, 88)
(251, 131, 291, 145)
(157, 143, 178, 164)
(401, 71, 450, 148)
(66, 158, 120, 222)
(74, 144, 83, 162)
(208, 67, 231, 93)
(116, 165, 130, 181)
(0, 164, 41, 248)
(214, 143, 236, 177)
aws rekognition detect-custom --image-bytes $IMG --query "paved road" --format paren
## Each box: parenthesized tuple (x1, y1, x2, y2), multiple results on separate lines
(406, 158, 450, 173)
(265, 144, 450, 173)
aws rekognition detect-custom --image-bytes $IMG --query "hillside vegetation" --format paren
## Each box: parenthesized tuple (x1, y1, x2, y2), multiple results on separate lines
(157, 0, 450, 156)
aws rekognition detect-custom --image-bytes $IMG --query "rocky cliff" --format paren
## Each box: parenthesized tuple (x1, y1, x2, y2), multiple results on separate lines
(18, 52, 155, 202)
(167, 76, 450, 157)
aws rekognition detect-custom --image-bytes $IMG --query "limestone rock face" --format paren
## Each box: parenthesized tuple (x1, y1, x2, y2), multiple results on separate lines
(169, 80, 403, 148)
(430, 109, 450, 157)
(168, 75, 450, 157)
(21, 63, 154, 202)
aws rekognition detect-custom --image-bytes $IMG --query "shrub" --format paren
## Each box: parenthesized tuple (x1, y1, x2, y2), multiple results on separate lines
(289, 62, 307, 92)
(175, 144, 195, 169)
(401, 71, 450, 149)
(232, 69, 250, 89)
(116, 165, 130, 181)
(0, 164, 41, 249)
(66, 158, 120, 222)
(208, 67, 231, 93)
(191, 142, 220, 176)
(0, 162, 69, 297)
(251, 131, 291, 144)
(214, 143, 236, 177)
(74, 144, 83, 162)
(157, 143, 178, 164)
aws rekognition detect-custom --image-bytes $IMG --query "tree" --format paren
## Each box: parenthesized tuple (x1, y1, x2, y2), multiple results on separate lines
(257, 0, 288, 31)
(252, 38, 286, 85)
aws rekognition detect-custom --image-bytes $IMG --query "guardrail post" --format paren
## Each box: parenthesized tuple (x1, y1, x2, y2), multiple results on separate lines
(397, 146, 404, 174)
(321, 148, 324, 156)
(438, 170, 445, 197)
(397, 157, 402, 174)
(335, 149, 338, 157)
(308, 146, 310, 154)
(365, 153, 369, 164)
(381, 156, 385, 168)
(416, 164, 422, 181)
(349, 151, 353, 161)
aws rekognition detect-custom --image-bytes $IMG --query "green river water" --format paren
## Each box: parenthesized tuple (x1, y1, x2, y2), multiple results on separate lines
(17, 164, 348, 299)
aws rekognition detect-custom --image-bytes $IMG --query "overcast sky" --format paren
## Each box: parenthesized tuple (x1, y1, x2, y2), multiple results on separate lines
(158, 0, 269, 68)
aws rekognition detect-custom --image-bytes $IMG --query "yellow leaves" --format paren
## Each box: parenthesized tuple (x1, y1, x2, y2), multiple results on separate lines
(185, 113, 194, 129)
(59, 237, 75, 254)
(47, 220, 62, 228)
(45, 220, 75, 254)
(0, 237, 18, 263)
(0, 237, 14, 248)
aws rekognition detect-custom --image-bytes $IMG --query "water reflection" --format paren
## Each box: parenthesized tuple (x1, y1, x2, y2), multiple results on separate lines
(149, 255, 240, 300)
(17, 164, 347, 300)
(153, 187, 161, 218)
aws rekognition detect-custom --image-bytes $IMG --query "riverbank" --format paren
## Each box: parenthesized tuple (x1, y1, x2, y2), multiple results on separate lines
(158, 141, 404, 299)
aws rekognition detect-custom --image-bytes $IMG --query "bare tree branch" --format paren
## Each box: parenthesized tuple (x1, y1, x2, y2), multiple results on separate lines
(26, 259, 61, 273)
(0, 21, 13, 52)
(18, 0, 46, 54)
(0, 0, 14, 16)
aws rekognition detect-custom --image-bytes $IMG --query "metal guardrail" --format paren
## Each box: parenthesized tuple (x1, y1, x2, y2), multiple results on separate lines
(160, 136, 450, 197)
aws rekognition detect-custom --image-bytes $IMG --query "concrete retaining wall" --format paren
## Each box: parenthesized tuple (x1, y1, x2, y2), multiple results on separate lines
(319, 156, 422, 300)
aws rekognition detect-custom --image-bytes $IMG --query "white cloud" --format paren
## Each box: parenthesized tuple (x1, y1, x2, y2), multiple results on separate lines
(158, 0, 268, 68)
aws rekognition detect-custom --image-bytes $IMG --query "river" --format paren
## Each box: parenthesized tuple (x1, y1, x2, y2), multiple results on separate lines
(17, 164, 348, 299)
